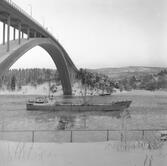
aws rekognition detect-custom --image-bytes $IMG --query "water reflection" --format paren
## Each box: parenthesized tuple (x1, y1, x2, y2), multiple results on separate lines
(54, 110, 131, 130)
(57, 115, 76, 130)
(0, 95, 133, 131)
(29, 110, 131, 131)
(2, 91, 167, 132)
(34, 112, 57, 123)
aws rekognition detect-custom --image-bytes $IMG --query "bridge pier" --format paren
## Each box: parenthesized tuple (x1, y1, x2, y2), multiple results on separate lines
(34, 31, 37, 38)
(18, 22, 21, 44)
(3, 22, 5, 45)
(27, 27, 30, 40)
(7, 15, 11, 52)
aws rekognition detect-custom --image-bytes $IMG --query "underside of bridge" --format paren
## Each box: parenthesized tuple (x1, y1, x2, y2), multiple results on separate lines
(0, 38, 77, 95)
(0, 0, 78, 95)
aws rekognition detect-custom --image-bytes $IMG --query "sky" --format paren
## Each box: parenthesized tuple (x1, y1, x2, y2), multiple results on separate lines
(0, 0, 167, 69)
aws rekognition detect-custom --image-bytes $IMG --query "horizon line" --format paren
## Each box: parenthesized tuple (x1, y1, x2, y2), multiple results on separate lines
(10, 65, 167, 70)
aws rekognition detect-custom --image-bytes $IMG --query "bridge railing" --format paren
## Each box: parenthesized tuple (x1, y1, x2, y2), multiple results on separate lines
(4, 0, 33, 19)
(2, 0, 53, 37)
(0, 129, 166, 143)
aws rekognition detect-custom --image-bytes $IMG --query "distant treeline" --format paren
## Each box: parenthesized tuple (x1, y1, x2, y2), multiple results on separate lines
(1, 68, 167, 92)
(118, 69, 167, 91)
(78, 69, 167, 92)
(0, 69, 60, 90)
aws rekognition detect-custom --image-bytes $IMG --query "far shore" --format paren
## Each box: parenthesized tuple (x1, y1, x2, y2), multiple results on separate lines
(1, 82, 167, 97)
(0, 83, 62, 96)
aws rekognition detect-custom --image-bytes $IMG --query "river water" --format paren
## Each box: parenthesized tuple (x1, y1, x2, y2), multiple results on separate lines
(1, 90, 167, 131)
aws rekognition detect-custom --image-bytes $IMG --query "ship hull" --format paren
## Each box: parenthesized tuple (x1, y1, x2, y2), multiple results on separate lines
(26, 101, 132, 111)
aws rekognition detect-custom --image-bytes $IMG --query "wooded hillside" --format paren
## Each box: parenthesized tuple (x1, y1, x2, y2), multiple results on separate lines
(0, 69, 60, 90)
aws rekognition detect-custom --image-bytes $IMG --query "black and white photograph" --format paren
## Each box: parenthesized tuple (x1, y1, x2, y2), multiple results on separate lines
(0, 0, 166, 165)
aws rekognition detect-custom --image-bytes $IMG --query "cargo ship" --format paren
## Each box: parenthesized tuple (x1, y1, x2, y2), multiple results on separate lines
(26, 97, 132, 111)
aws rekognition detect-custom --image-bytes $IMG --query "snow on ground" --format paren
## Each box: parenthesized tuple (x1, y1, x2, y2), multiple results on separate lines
(1, 81, 167, 97)
(0, 82, 101, 96)
(0, 140, 167, 166)
(0, 83, 63, 96)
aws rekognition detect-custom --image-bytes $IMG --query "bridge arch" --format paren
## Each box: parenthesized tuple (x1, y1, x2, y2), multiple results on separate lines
(0, 38, 75, 95)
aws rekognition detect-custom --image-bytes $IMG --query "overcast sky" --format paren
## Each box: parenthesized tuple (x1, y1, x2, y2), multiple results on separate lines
(1, 0, 167, 69)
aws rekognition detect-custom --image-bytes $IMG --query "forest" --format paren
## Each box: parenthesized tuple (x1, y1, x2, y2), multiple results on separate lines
(78, 69, 167, 92)
(1, 68, 167, 92)
(117, 69, 167, 91)
(0, 69, 60, 91)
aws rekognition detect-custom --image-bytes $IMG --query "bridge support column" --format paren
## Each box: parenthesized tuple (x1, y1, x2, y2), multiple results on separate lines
(27, 27, 30, 40)
(34, 31, 37, 38)
(3, 22, 5, 45)
(18, 22, 21, 44)
(13, 27, 16, 40)
(7, 15, 11, 52)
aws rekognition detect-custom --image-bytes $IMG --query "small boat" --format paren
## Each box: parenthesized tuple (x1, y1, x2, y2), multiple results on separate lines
(26, 98, 132, 111)
(99, 93, 111, 96)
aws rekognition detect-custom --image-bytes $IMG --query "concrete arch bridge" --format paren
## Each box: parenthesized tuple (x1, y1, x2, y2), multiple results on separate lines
(0, 0, 78, 95)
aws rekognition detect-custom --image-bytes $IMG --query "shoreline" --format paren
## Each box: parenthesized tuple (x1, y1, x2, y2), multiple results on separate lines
(1, 88, 167, 96)
(0, 83, 63, 96)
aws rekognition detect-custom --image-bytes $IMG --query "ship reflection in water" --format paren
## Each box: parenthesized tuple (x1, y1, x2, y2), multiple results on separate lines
(55, 110, 131, 130)
(57, 116, 76, 130)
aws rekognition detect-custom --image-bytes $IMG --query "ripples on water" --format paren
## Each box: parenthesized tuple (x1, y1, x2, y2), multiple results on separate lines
(0, 91, 167, 131)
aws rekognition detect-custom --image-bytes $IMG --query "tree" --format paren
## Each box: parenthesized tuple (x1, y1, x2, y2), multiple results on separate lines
(129, 76, 137, 89)
(50, 84, 57, 93)
(11, 75, 16, 91)
(157, 75, 167, 89)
